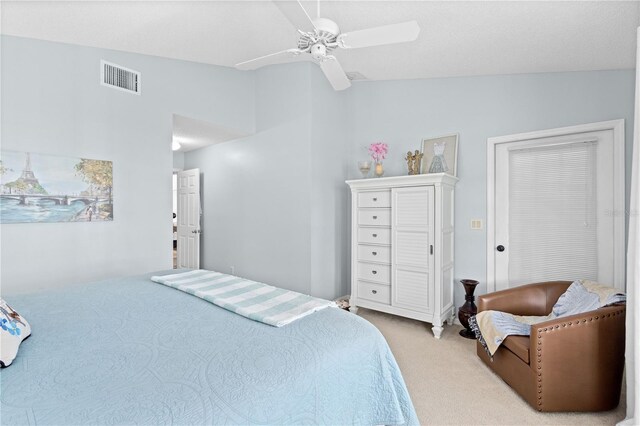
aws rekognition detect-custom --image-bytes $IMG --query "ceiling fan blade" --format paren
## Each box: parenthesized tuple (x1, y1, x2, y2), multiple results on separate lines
(319, 56, 351, 91)
(337, 21, 420, 49)
(272, 1, 317, 33)
(235, 49, 309, 71)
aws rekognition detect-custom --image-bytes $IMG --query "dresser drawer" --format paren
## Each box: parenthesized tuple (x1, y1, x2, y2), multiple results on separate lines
(358, 227, 391, 245)
(358, 282, 391, 305)
(357, 262, 391, 284)
(358, 245, 391, 264)
(358, 209, 391, 226)
(357, 191, 391, 208)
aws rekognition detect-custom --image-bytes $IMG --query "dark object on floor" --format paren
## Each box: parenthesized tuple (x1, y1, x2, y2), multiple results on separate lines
(458, 279, 479, 338)
(335, 299, 350, 311)
(476, 281, 625, 412)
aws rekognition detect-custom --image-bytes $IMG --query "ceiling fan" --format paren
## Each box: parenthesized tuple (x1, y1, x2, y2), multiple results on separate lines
(235, 0, 420, 91)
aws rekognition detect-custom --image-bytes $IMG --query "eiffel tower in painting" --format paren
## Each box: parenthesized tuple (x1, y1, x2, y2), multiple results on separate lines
(6, 153, 47, 194)
(19, 153, 39, 184)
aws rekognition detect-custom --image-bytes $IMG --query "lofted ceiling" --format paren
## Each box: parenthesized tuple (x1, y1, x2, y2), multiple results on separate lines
(172, 114, 249, 152)
(1, 1, 639, 81)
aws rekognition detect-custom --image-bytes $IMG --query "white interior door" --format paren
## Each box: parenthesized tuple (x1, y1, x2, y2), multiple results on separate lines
(177, 168, 201, 269)
(488, 121, 625, 292)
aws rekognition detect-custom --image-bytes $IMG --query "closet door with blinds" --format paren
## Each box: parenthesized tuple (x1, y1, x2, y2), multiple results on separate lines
(494, 129, 615, 290)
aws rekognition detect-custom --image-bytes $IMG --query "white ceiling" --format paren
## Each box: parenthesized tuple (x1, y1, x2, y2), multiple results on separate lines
(173, 114, 249, 152)
(2, 1, 638, 81)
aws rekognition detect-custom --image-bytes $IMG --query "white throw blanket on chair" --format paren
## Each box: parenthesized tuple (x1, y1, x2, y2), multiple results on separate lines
(469, 280, 626, 357)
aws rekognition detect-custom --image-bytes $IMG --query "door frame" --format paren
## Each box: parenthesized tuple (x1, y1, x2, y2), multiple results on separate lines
(486, 119, 626, 293)
(176, 168, 201, 269)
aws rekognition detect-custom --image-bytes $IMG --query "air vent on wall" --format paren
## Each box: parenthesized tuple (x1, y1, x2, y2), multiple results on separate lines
(100, 60, 141, 95)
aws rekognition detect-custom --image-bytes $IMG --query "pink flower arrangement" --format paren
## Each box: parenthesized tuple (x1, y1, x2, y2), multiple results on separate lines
(368, 142, 388, 163)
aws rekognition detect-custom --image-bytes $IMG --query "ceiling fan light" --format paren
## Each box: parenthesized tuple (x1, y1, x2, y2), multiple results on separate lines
(172, 140, 182, 151)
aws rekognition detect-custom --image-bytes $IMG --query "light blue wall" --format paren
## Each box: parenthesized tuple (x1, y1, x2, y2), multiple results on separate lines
(0, 35, 254, 294)
(348, 70, 635, 306)
(309, 67, 350, 299)
(183, 64, 352, 299)
(2, 35, 634, 309)
(173, 151, 185, 171)
(184, 63, 313, 293)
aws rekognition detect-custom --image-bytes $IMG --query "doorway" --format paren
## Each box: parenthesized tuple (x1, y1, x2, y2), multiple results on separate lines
(175, 168, 201, 269)
(486, 120, 625, 292)
(173, 172, 178, 269)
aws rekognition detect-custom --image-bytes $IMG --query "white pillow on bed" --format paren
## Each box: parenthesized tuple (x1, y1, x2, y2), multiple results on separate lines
(0, 299, 31, 368)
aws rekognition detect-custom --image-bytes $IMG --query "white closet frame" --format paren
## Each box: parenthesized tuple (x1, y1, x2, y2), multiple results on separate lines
(486, 119, 626, 293)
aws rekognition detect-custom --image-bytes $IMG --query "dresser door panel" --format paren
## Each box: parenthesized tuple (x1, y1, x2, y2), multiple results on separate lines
(394, 269, 431, 312)
(395, 231, 429, 266)
(392, 186, 435, 313)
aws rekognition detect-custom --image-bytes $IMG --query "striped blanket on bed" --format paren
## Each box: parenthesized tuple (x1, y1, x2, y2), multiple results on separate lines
(151, 270, 337, 327)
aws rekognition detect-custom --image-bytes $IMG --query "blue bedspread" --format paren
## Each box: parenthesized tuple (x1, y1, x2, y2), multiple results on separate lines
(1, 271, 418, 425)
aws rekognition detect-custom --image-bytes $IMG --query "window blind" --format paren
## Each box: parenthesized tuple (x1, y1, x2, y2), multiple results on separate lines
(508, 141, 598, 285)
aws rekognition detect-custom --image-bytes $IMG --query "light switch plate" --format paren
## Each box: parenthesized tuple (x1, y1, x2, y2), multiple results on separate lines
(471, 219, 483, 230)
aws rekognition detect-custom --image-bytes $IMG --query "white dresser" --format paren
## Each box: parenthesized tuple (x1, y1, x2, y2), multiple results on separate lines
(346, 174, 457, 338)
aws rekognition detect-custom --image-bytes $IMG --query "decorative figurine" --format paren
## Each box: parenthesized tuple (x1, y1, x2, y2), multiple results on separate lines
(413, 150, 423, 174)
(405, 150, 424, 175)
(405, 151, 414, 174)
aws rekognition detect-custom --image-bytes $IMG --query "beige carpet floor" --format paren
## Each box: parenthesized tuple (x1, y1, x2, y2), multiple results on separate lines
(357, 308, 626, 426)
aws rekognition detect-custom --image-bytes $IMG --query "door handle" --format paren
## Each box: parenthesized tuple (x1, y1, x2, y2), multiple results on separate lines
(496, 245, 505, 252)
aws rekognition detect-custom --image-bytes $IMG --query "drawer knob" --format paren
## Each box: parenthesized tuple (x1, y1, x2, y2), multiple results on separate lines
(373, 197, 377, 201)
(372, 270, 377, 274)
(373, 216, 378, 219)
(372, 251, 377, 256)
(372, 234, 377, 237)
(372, 290, 377, 294)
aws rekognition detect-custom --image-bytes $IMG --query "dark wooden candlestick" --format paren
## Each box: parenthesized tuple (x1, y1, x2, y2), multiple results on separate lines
(458, 279, 479, 339)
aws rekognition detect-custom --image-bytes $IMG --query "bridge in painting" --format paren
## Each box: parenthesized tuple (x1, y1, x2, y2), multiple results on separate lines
(0, 194, 111, 206)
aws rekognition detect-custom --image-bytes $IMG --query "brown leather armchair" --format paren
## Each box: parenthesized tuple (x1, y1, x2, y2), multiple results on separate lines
(476, 281, 625, 412)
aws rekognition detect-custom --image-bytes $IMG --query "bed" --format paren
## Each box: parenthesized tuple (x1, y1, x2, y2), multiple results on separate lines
(0, 271, 419, 425)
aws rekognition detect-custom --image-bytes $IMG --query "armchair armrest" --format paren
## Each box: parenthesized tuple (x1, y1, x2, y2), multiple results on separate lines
(478, 281, 572, 316)
(528, 304, 626, 411)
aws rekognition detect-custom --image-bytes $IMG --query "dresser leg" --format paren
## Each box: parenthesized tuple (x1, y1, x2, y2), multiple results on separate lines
(446, 308, 456, 325)
(432, 324, 443, 339)
(350, 306, 359, 314)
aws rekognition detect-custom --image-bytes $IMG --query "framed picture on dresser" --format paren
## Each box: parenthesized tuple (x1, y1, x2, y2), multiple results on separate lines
(421, 133, 459, 176)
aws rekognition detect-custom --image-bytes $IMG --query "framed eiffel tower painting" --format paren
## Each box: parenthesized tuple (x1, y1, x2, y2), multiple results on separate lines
(0, 150, 113, 224)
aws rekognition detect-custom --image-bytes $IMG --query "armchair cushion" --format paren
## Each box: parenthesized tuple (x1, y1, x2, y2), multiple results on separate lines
(502, 335, 529, 364)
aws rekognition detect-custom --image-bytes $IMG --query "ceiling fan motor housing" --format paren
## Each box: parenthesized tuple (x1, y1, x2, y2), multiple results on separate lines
(313, 18, 340, 37)
(298, 17, 340, 55)
(311, 43, 327, 60)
